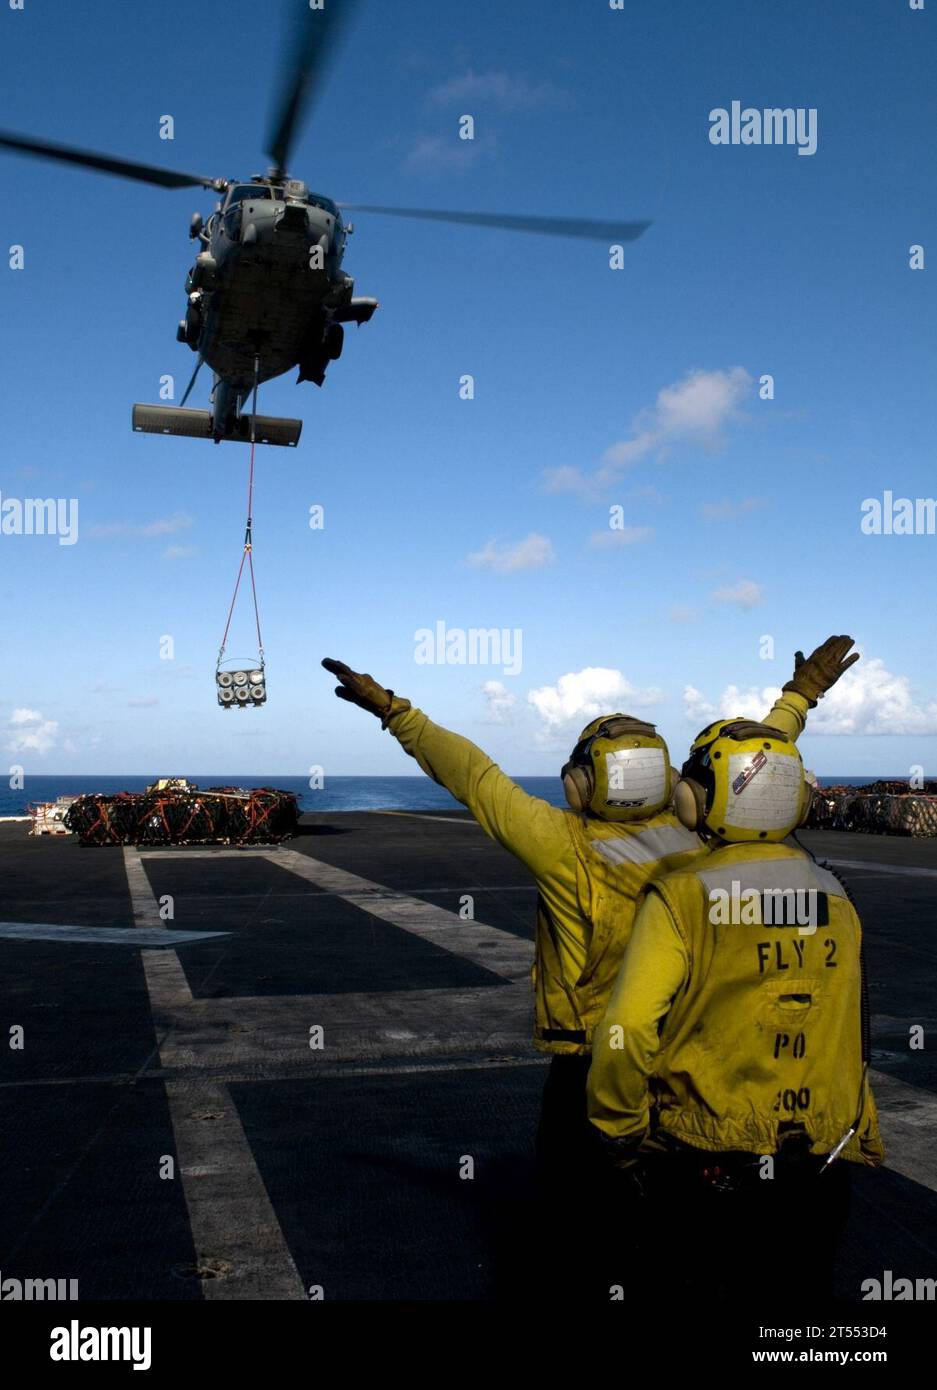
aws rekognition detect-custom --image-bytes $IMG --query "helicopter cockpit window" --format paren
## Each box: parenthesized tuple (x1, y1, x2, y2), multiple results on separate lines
(310, 193, 340, 222)
(226, 185, 272, 206)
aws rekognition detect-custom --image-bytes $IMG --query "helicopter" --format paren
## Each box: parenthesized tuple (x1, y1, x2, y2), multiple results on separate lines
(0, 0, 650, 447)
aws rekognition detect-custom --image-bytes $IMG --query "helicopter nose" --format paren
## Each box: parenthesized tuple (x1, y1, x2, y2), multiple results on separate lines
(278, 201, 308, 230)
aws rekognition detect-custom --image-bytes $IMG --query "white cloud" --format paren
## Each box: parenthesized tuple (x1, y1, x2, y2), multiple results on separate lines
(405, 133, 488, 172)
(809, 658, 937, 736)
(544, 367, 752, 496)
(10, 707, 42, 725)
(88, 511, 194, 539)
(427, 69, 565, 112)
(482, 680, 516, 724)
(589, 525, 654, 549)
(683, 657, 937, 737)
(142, 512, 193, 536)
(467, 532, 555, 573)
(541, 465, 584, 494)
(630, 485, 667, 505)
(683, 684, 778, 729)
(670, 605, 698, 625)
(7, 708, 58, 755)
(528, 667, 662, 738)
(652, 367, 750, 442)
(683, 685, 717, 726)
(699, 497, 766, 522)
(711, 578, 764, 609)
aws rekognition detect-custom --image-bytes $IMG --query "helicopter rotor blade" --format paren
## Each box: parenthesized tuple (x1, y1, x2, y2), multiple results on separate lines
(179, 355, 205, 409)
(0, 130, 224, 190)
(266, 0, 361, 176)
(337, 204, 650, 243)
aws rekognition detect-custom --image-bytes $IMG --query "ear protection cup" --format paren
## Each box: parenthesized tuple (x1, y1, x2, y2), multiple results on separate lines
(562, 763, 594, 813)
(673, 778, 707, 831)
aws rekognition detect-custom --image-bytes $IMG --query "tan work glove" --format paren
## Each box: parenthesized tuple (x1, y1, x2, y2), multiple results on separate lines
(782, 635, 860, 707)
(322, 658, 411, 729)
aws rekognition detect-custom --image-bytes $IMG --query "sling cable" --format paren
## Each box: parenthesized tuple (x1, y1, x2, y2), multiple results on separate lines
(216, 357, 267, 708)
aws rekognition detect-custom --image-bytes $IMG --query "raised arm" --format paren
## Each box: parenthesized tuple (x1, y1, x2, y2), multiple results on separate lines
(322, 658, 570, 878)
(764, 634, 860, 741)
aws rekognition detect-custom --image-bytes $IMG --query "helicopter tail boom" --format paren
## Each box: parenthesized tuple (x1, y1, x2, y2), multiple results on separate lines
(132, 404, 302, 447)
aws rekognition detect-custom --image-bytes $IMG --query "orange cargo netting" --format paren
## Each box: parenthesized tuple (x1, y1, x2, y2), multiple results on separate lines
(807, 782, 937, 837)
(64, 785, 298, 847)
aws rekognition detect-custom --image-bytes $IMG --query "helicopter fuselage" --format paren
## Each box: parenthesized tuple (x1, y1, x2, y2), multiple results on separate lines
(181, 180, 377, 435)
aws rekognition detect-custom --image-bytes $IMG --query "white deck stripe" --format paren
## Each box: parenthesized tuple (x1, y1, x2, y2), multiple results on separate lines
(0, 923, 227, 947)
(123, 847, 193, 1007)
(372, 811, 480, 825)
(124, 846, 167, 927)
(871, 1069, 937, 1193)
(137, 848, 275, 859)
(274, 849, 534, 983)
(826, 858, 937, 880)
(121, 848, 306, 1300)
(153, 985, 530, 1073)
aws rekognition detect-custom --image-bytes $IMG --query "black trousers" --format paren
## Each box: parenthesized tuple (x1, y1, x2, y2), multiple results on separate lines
(535, 1055, 640, 1298)
(641, 1141, 853, 1302)
(535, 1057, 853, 1302)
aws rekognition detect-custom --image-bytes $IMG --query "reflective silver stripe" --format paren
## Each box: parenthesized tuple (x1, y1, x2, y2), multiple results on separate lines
(593, 823, 702, 868)
(699, 857, 846, 899)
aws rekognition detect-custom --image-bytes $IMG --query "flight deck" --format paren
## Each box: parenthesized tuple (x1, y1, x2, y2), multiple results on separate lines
(1, 813, 935, 1301)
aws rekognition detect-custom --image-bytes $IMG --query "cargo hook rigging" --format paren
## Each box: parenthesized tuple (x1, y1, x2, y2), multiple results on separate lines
(218, 356, 264, 669)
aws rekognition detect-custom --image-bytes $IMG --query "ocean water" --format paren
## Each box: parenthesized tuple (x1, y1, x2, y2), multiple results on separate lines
(0, 773, 899, 818)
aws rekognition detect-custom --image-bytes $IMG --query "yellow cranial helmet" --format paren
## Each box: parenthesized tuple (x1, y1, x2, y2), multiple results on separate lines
(561, 715, 672, 822)
(673, 719, 811, 843)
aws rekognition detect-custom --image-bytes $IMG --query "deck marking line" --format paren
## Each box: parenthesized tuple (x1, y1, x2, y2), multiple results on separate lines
(372, 811, 481, 826)
(870, 1068, 937, 1194)
(137, 848, 276, 859)
(0, 922, 228, 947)
(122, 848, 306, 1300)
(272, 849, 534, 983)
(826, 858, 937, 880)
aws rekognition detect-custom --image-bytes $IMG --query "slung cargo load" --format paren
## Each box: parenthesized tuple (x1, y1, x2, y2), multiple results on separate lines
(217, 663, 267, 708)
(132, 404, 302, 447)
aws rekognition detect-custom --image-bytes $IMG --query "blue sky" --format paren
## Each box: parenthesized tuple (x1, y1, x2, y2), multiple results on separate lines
(1, 0, 935, 779)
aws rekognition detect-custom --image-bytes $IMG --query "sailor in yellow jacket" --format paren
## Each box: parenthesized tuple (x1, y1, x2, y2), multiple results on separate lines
(587, 717, 882, 1300)
(321, 639, 858, 1179)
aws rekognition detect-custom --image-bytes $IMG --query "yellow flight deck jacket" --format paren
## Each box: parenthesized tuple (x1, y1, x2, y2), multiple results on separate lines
(387, 691, 810, 1056)
(588, 841, 883, 1163)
